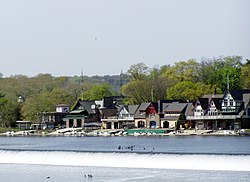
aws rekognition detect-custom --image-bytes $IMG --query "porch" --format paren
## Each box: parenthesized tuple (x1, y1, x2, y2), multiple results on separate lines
(101, 117, 134, 129)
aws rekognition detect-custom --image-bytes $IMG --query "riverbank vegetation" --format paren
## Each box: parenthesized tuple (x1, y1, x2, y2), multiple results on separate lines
(0, 55, 249, 127)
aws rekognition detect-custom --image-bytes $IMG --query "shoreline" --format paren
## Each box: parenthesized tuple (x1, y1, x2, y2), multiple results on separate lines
(0, 128, 248, 137)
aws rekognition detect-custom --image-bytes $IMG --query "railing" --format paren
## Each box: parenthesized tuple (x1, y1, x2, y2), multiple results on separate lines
(186, 115, 237, 120)
(106, 116, 134, 120)
(102, 116, 134, 121)
(64, 115, 90, 119)
(119, 116, 134, 120)
(164, 114, 180, 117)
(106, 116, 118, 119)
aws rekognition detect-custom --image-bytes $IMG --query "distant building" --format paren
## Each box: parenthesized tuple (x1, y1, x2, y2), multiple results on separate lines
(186, 90, 250, 130)
(101, 104, 139, 129)
(161, 102, 189, 129)
(134, 102, 160, 128)
(39, 104, 70, 129)
(64, 99, 101, 129)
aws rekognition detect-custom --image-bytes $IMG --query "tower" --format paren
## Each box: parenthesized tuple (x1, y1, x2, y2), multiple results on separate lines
(226, 74, 229, 91)
(81, 69, 84, 100)
(119, 69, 123, 94)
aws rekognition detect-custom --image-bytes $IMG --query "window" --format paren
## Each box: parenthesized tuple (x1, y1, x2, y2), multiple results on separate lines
(224, 100, 228, 106)
(230, 100, 234, 106)
(77, 119, 82, 127)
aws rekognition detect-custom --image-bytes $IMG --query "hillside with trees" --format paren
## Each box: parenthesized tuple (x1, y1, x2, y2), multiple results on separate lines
(0, 55, 249, 127)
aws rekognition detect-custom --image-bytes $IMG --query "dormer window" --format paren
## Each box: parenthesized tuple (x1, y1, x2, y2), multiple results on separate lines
(230, 100, 234, 106)
(224, 100, 228, 106)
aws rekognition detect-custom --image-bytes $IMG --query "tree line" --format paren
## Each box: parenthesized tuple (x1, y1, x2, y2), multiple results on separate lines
(0, 55, 249, 127)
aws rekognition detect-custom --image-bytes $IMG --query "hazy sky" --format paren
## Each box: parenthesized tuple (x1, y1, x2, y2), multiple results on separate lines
(0, 0, 249, 77)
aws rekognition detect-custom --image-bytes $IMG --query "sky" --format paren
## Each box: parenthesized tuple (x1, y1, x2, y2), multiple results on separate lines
(0, 0, 249, 77)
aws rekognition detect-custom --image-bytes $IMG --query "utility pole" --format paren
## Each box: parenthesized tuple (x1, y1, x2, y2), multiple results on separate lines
(81, 69, 84, 100)
(151, 87, 154, 102)
(226, 74, 229, 91)
(119, 69, 123, 95)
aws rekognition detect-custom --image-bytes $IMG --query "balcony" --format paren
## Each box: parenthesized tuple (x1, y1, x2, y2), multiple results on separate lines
(64, 115, 91, 119)
(186, 115, 237, 120)
(102, 116, 134, 121)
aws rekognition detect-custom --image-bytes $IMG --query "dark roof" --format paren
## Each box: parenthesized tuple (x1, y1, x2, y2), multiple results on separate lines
(212, 98, 222, 110)
(198, 94, 223, 110)
(243, 94, 250, 109)
(138, 103, 151, 111)
(198, 98, 209, 110)
(202, 94, 224, 99)
(157, 99, 186, 113)
(95, 97, 116, 109)
(163, 102, 188, 112)
(229, 90, 250, 101)
(78, 100, 96, 114)
(103, 97, 115, 108)
(117, 105, 139, 115)
(127, 105, 139, 115)
(115, 105, 123, 113)
(70, 110, 85, 114)
(134, 102, 157, 118)
(185, 103, 194, 116)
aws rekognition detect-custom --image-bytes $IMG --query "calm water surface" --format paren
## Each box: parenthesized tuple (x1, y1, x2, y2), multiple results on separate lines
(0, 135, 249, 182)
(0, 135, 250, 154)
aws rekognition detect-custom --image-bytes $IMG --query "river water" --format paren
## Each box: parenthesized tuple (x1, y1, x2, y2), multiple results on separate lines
(0, 135, 250, 181)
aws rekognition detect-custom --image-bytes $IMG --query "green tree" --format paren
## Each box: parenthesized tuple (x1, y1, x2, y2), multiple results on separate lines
(127, 62, 149, 80)
(0, 100, 19, 127)
(167, 81, 214, 102)
(21, 88, 74, 121)
(149, 66, 171, 101)
(162, 59, 200, 83)
(241, 60, 250, 89)
(121, 79, 152, 104)
(82, 83, 114, 101)
(199, 56, 243, 91)
(0, 91, 19, 127)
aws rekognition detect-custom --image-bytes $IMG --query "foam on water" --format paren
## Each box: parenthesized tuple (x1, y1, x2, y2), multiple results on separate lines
(0, 150, 249, 171)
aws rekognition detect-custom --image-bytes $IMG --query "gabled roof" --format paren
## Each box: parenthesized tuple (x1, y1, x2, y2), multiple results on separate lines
(78, 100, 96, 114)
(134, 102, 157, 118)
(127, 105, 139, 115)
(117, 105, 129, 115)
(157, 99, 186, 114)
(70, 110, 85, 114)
(163, 102, 188, 112)
(228, 90, 250, 101)
(211, 98, 222, 110)
(116, 105, 123, 113)
(138, 103, 151, 111)
(202, 94, 224, 99)
(199, 94, 223, 110)
(70, 100, 96, 114)
(243, 93, 250, 109)
(157, 99, 186, 113)
(95, 97, 116, 109)
(198, 98, 209, 110)
(117, 105, 139, 115)
(185, 103, 194, 116)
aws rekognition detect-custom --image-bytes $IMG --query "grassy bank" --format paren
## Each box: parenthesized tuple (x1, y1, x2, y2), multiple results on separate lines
(0, 127, 20, 134)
